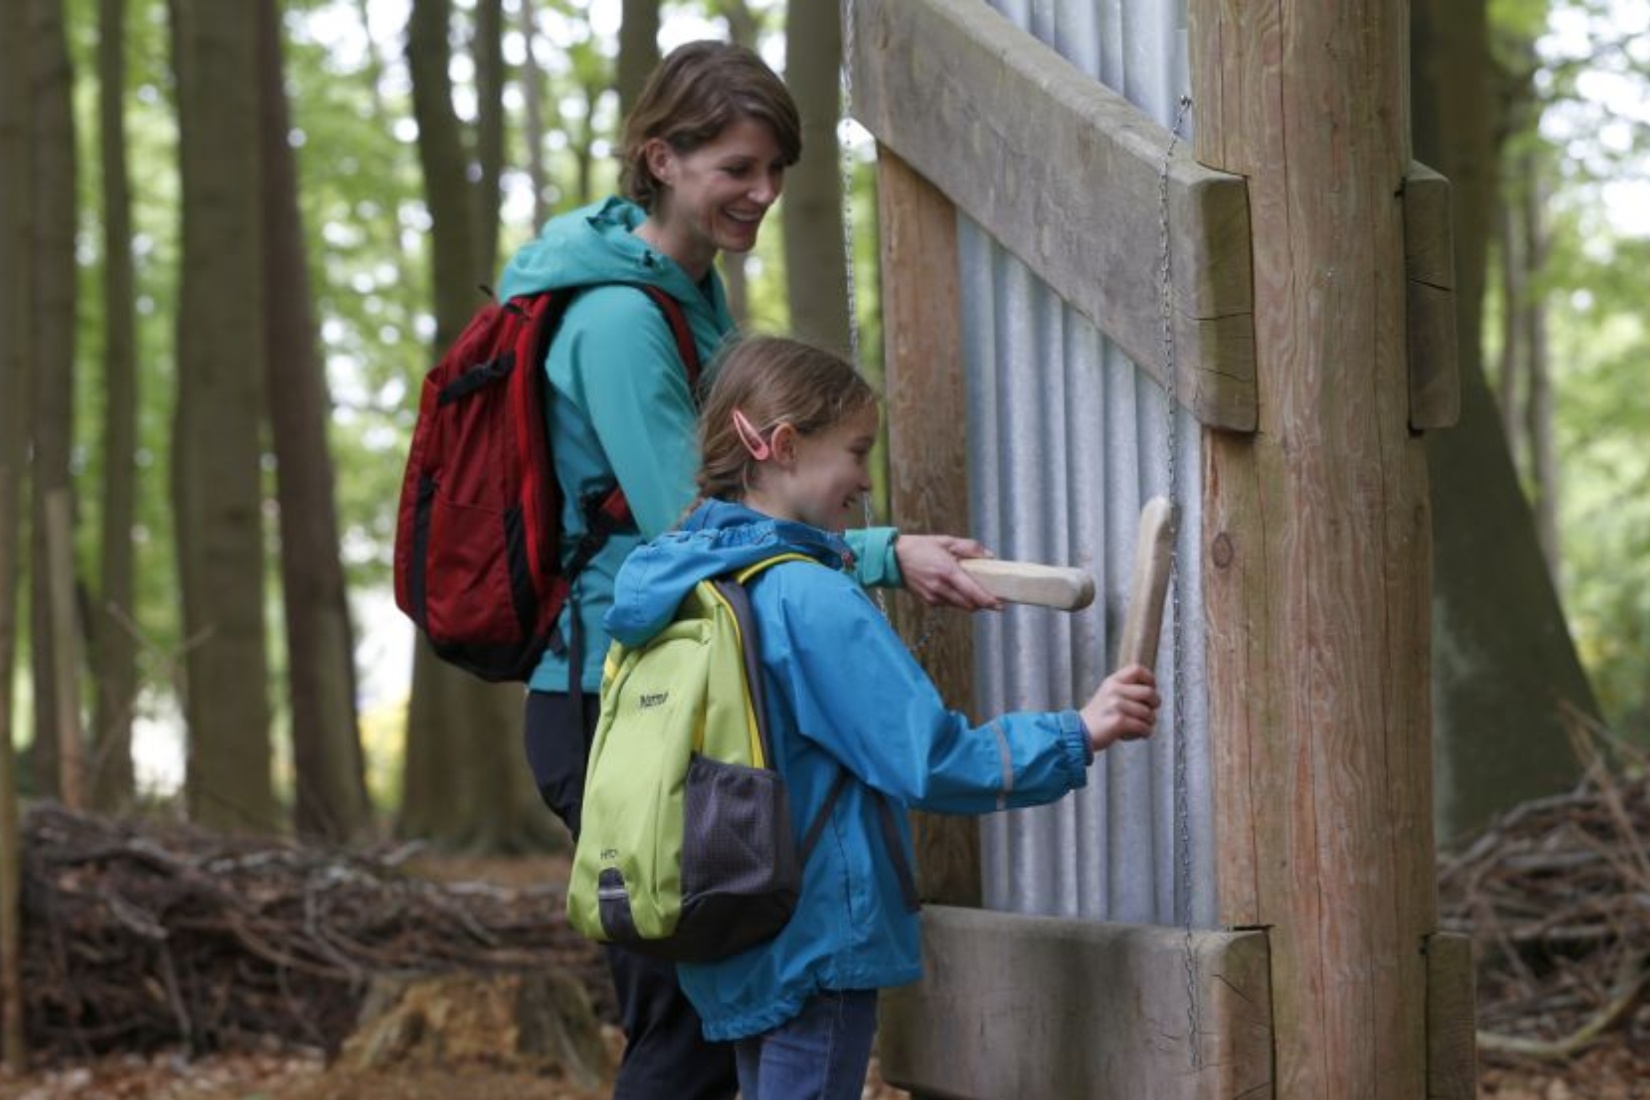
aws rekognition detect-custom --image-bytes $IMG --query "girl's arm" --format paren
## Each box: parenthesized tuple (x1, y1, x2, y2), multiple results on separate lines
(767, 575, 1097, 814)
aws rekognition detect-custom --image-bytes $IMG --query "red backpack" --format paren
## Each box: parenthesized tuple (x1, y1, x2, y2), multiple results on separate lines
(394, 285, 700, 682)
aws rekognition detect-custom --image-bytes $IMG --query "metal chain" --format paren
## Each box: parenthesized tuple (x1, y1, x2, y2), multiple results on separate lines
(1158, 92, 1202, 1073)
(839, 0, 912, 637)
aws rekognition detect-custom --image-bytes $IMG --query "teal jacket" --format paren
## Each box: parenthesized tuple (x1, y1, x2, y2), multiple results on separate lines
(497, 197, 900, 694)
(605, 499, 1093, 1041)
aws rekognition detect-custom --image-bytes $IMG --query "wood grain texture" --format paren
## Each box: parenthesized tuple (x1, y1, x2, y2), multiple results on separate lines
(879, 908, 1274, 1100)
(1116, 496, 1177, 669)
(849, 0, 1256, 431)
(877, 147, 981, 909)
(1190, 0, 1444, 1094)
(1404, 162, 1461, 429)
(959, 559, 1095, 611)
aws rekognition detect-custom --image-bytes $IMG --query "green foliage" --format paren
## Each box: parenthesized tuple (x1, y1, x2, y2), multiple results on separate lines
(1490, 0, 1650, 738)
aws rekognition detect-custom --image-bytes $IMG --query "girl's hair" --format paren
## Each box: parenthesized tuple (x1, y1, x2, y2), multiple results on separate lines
(619, 41, 802, 211)
(698, 336, 878, 501)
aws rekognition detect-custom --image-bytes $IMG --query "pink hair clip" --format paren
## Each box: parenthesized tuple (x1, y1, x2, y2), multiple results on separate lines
(731, 408, 772, 460)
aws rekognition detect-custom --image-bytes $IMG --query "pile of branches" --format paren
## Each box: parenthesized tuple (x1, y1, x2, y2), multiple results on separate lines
(17, 804, 610, 1062)
(1438, 713, 1650, 1060)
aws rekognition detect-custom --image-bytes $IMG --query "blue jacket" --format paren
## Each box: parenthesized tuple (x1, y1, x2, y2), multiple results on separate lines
(498, 198, 901, 694)
(605, 499, 1093, 1041)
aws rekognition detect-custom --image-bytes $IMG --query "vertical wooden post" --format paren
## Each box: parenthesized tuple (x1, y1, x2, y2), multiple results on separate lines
(1191, 0, 1447, 1096)
(876, 146, 979, 908)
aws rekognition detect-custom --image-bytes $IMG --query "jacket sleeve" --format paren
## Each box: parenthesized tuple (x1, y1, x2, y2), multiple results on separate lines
(763, 571, 1091, 814)
(562, 287, 701, 539)
(844, 527, 902, 588)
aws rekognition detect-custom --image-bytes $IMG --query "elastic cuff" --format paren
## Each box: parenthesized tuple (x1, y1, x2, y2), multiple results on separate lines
(1057, 710, 1093, 787)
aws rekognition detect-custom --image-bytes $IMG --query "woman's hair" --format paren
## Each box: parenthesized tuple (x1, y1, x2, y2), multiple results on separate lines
(619, 41, 802, 211)
(698, 336, 878, 501)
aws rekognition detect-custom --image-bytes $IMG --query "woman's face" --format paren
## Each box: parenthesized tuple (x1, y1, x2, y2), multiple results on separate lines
(646, 117, 786, 278)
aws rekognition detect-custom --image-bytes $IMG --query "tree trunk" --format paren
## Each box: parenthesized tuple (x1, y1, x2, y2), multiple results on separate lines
(170, 0, 278, 833)
(711, 1, 760, 325)
(473, 0, 504, 282)
(256, 0, 371, 842)
(519, 0, 549, 229)
(614, 0, 660, 121)
(0, 0, 32, 1066)
(782, 0, 849, 351)
(403, 0, 556, 851)
(1519, 167, 1558, 580)
(1411, 0, 1595, 839)
(93, 0, 139, 811)
(28, 0, 80, 806)
(1495, 191, 1523, 456)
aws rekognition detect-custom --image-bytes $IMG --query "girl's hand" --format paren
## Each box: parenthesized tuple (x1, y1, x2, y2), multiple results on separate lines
(1080, 665, 1161, 754)
(895, 534, 1004, 611)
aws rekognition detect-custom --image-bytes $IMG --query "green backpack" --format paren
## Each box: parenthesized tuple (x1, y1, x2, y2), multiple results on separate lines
(567, 553, 849, 962)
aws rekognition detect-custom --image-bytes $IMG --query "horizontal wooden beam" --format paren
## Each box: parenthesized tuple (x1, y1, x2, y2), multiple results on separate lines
(849, 0, 1257, 431)
(878, 906, 1273, 1099)
(1404, 161, 1461, 431)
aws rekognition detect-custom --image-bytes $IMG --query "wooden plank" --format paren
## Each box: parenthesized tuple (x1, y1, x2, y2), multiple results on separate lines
(877, 147, 980, 908)
(878, 907, 1273, 1099)
(1404, 162, 1460, 429)
(849, 0, 1256, 432)
(1190, 0, 1439, 1096)
(1426, 933, 1478, 1099)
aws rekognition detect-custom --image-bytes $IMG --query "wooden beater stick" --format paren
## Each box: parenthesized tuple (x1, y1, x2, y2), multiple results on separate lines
(1117, 496, 1179, 668)
(959, 559, 1095, 611)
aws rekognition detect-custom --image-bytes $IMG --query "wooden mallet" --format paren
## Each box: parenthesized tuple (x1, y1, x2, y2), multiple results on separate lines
(959, 558, 1095, 611)
(1116, 496, 1179, 668)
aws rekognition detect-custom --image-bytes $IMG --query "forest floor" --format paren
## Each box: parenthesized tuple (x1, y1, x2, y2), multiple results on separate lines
(2, 841, 1648, 1098)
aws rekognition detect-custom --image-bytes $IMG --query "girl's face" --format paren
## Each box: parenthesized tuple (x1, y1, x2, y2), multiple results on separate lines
(645, 117, 786, 279)
(753, 404, 879, 534)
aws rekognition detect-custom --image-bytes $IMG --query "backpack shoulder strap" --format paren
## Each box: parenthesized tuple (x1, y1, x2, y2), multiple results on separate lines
(721, 552, 922, 911)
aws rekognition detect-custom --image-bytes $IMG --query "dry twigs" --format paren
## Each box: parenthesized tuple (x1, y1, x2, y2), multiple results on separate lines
(18, 805, 608, 1062)
(1438, 706, 1650, 1061)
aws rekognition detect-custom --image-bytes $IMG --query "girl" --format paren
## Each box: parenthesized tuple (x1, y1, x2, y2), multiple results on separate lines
(603, 336, 1161, 1100)
(494, 41, 1002, 1100)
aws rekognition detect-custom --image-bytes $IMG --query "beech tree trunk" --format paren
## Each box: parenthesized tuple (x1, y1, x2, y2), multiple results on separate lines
(782, 0, 850, 351)
(614, 0, 660, 121)
(170, 0, 278, 832)
(0, 0, 32, 1067)
(256, 0, 371, 842)
(473, 0, 504, 282)
(93, 0, 139, 811)
(519, 0, 549, 228)
(403, 0, 556, 851)
(28, 0, 81, 807)
(1411, 0, 1595, 839)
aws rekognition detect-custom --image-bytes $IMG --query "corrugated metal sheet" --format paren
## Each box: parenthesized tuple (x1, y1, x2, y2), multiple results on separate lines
(967, 0, 1215, 928)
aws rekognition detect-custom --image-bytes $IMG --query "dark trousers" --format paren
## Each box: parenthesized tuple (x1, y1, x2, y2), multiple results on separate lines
(524, 690, 738, 1100)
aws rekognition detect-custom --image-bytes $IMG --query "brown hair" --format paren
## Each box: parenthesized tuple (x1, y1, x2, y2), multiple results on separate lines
(619, 41, 802, 211)
(698, 336, 878, 502)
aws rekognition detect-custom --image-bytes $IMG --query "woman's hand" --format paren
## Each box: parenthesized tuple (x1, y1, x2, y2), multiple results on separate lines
(894, 534, 1004, 611)
(1079, 665, 1161, 754)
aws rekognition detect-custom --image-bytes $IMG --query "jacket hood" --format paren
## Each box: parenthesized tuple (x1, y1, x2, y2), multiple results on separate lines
(605, 500, 853, 647)
(497, 196, 710, 306)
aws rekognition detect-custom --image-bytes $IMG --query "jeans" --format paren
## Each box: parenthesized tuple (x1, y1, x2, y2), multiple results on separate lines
(733, 990, 879, 1100)
(524, 690, 738, 1100)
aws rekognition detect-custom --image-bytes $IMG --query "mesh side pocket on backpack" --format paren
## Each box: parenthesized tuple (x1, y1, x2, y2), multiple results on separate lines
(677, 753, 801, 960)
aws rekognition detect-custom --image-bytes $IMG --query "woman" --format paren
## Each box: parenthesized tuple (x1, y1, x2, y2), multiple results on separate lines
(495, 40, 999, 1100)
